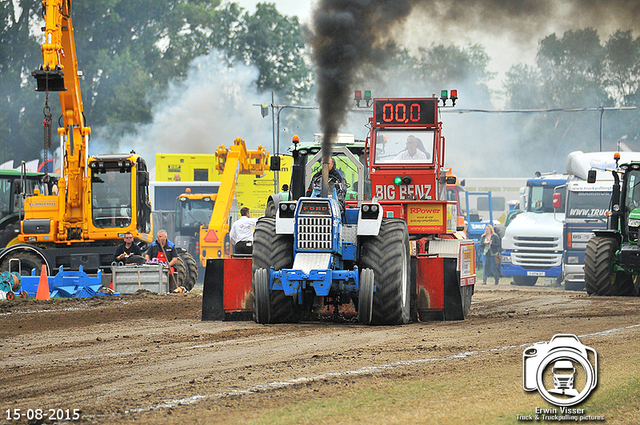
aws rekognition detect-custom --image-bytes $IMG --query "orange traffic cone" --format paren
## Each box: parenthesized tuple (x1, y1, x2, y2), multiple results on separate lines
(35, 265, 50, 300)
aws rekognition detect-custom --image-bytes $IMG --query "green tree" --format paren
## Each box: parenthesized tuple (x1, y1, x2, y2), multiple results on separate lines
(2, 0, 312, 162)
(212, 2, 312, 100)
(0, 0, 48, 164)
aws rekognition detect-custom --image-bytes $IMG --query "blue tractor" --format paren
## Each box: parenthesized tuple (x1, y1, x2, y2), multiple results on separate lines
(251, 175, 411, 325)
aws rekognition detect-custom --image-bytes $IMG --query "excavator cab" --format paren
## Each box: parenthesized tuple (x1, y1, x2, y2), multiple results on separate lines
(87, 153, 152, 241)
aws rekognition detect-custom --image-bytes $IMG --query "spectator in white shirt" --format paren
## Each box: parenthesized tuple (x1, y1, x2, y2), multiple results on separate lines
(229, 207, 258, 254)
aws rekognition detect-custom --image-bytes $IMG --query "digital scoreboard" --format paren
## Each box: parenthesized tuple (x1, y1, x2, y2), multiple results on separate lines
(373, 98, 437, 126)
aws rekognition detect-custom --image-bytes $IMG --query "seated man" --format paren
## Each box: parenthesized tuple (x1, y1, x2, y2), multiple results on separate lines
(145, 229, 179, 291)
(394, 135, 430, 161)
(114, 231, 143, 264)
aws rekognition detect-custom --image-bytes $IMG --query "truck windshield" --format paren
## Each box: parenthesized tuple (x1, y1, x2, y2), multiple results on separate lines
(373, 130, 435, 164)
(566, 190, 610, 218)
(528, 185, 564, 213)
(176, 198, 214, 229)
(91, 169, 132, 228)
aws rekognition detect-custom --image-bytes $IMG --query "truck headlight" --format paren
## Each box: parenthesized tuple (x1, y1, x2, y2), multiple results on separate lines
(628, 218, 640, 227)
(567, 256, 579, 264)
(501, 255, 511, 263)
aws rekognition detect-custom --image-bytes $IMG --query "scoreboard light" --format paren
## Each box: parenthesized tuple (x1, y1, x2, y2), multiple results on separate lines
(355, 90, 373, 107)
(440, 90, 448, 105)
(440, 89, 458, 106)
(354, 90, 362, 107)
(450, 89, 458, 106)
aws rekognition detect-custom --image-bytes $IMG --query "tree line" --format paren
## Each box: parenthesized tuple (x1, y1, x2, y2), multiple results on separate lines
(2, 1, 640, 168)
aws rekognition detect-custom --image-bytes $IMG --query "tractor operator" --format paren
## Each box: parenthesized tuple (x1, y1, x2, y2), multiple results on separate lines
(306, 156, 345, 195)
(114, 231, 142, 263)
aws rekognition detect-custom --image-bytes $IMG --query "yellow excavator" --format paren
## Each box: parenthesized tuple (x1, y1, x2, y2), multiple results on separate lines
(0, 0, 193, 286)
(174, 138, 270, 269)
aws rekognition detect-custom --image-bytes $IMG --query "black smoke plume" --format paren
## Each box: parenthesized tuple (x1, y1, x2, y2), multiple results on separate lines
(310, 0, 419, 170)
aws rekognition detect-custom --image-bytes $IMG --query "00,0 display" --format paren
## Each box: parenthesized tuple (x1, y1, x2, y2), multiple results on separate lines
(374, 99, 436, 126)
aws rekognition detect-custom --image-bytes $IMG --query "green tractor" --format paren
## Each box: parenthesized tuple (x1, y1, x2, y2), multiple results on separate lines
(584, 156, 640, 296)
(0, 169, 58, 247)
(265, 133, 370, 217)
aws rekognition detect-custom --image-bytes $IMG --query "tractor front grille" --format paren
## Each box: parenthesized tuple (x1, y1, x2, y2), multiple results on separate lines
(297, 217, 332, 250)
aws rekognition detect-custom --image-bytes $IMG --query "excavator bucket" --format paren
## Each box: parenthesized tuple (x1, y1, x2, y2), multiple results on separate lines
(32, 68, 66, 92)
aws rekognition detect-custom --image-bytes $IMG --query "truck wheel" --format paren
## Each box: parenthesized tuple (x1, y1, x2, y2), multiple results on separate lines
(585, 237, 616, 296)
(357, 268, 374, 325)
(253, 268, 271, 324)
(0, 251, 46, 276)
(564, 281, 585, 291)
(252, 217, 297, 323)
(360, 218, 411, 325)
(0, 222, 20, 248)
(512, 276, 537, 286)
(173, 257, 187, 291)
(461, 284, 473, 318)
(179, 251, 198, 291)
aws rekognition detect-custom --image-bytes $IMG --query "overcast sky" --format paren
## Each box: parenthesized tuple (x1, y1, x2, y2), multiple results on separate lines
(230, 0, 640, 108)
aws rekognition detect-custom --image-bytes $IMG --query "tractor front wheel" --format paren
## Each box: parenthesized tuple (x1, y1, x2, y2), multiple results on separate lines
(253, 268, 271, 324)
(357, 268, 374, 325)
(252, 217, 297, 323)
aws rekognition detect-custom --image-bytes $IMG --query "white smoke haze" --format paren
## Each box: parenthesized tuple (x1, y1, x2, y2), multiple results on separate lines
(90, 0, 640, 179)
(89, 51, 274, 172)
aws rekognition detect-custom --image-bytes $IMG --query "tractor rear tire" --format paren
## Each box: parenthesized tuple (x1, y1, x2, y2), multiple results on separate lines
(512, 276, 538, 286)
(179, 251, 198, 291)
(585, 237, 616, 296)
(0, 222, 20, 248)
(360, 218, 411, 325)
(0, 251, 46, 276)
(357, 268, 374, 325)
(252, 217, 297, 323)
(265, 197, 277, 218)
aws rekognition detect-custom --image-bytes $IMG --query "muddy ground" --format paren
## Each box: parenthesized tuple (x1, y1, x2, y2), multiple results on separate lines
(1, 279, 640, 424)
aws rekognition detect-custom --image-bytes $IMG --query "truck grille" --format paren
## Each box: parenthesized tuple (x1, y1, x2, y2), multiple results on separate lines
(512, 236, 562, 267)
(297, 217, 332, 250)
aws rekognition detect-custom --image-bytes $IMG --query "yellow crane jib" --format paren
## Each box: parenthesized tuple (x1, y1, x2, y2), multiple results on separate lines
(215, 138, 269, 175)
(199, 139, 270, 265)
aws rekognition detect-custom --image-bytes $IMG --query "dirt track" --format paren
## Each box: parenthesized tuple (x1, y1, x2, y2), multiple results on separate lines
(2, 280, 640, 424)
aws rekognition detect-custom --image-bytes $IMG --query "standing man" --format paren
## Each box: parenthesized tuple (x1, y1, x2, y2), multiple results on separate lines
(114, 231, 142, 263)
(145, 229, 179, 290)
(229, 207, 258, 254)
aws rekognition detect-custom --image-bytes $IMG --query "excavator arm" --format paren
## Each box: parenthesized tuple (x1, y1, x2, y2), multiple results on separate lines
(199, 138, 268, 265)
(32, 0, 90, 232)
